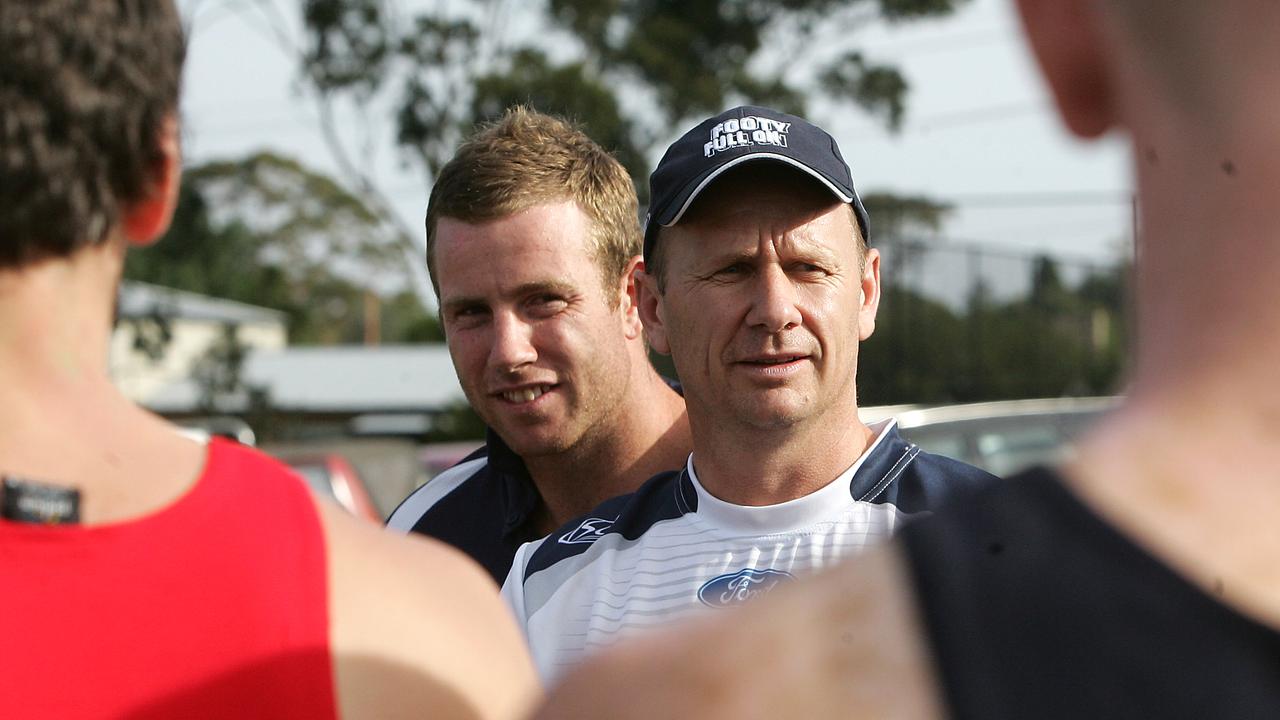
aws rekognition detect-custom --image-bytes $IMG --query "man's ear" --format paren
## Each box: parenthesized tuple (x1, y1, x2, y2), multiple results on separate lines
(634, 265, 671, 355)
(857, 248, 881, 342)
(618, 255, 646, 341)
(122, 114, 181, 246)
(1016, 0, 1117, 138)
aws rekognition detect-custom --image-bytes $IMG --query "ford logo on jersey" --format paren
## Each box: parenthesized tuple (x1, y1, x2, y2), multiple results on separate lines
(697, 568, 796, 608)
(558, 516, 617, 545)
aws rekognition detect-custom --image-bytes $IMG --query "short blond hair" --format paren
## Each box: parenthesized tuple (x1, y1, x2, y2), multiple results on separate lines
(425, 107, 640, 303)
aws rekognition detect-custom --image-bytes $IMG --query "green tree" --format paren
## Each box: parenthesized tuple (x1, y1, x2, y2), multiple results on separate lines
(959, 256, 1128, 400)
(1075, 261, 1130, 392)
(174, 0, 974, 319)
(125, 182, 292, 306)
(125, 152, 442, 346)
(291, 0, 971, 237)
(381, 290, 447, 343)
(858, 286, 967, 405)
(862, 193, 953, 240)
(184, 152, 406, 286)
(858, 254, 1130, 406)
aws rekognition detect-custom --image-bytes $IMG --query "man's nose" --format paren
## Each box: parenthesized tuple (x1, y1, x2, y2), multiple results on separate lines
(745, 265, 802, 333)
(488, 312, 538, 371)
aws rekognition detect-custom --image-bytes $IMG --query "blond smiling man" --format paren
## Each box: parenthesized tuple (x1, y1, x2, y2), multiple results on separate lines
(388, 109, 691, 583)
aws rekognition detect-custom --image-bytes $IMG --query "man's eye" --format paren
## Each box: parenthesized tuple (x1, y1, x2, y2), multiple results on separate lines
(449, 307, 488, 326)
(716, 263, 748, 277)
(527, 295, 568, 314)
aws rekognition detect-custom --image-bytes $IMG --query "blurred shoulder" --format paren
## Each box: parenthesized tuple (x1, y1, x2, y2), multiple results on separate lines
(317, 500, 540, 720)
(536, 541, 944, 720)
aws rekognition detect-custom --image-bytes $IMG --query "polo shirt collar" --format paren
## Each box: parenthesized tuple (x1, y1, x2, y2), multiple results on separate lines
(484, 428, 542, 539)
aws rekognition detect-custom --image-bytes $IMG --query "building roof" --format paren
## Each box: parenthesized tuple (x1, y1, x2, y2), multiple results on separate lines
(118, 281, 288, 325)
(144, 344, 465, 413)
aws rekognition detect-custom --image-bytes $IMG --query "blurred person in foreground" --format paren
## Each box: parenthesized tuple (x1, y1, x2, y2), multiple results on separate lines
(537, 2, 1280, 718)
(387, 108, 691, 582)
(0, 2, 536, 718)
(503, 105, 997, 681)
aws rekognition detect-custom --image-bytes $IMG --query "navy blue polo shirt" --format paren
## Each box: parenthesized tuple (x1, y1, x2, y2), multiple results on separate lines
(386, 428, 543, 583)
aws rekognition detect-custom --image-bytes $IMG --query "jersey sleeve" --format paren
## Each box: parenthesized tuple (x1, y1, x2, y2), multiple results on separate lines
(384, 457, 487, 531)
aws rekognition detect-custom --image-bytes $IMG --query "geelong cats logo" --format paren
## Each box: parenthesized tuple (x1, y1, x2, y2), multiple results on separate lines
(697, 568, 795, 608)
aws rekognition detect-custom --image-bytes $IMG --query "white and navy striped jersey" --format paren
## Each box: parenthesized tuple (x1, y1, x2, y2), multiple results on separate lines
(501, 419, 999, 681)
(385, 431, 546, 584)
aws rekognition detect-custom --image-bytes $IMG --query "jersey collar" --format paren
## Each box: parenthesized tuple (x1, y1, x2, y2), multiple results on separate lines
(683, 418, 898, 535)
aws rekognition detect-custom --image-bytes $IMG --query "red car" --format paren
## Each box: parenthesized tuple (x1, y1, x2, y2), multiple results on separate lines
(279, 453, 381, 524)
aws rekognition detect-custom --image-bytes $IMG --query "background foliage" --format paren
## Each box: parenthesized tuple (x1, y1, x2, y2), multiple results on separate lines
(129, 0, 1130, 441)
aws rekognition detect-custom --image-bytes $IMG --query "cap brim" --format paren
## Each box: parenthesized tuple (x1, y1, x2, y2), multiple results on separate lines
(657, 152, 855, 227)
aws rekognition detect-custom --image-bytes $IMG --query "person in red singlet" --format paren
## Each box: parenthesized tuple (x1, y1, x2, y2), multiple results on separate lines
(0, 2, 538, 719)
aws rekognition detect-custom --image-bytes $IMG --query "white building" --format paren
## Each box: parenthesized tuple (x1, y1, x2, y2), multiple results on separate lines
(143, 344, 465, 436)
(111, 281, 288, 404)
(111, 282, 466, 439)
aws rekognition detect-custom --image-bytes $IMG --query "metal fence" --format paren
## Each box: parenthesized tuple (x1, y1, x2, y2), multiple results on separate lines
(857, 236, 1131, 406)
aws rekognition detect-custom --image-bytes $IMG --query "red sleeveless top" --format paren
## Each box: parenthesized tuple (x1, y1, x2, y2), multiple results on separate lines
(0, 438, 337, 719)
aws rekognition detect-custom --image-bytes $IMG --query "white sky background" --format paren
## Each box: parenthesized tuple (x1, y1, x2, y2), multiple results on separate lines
(178, 0, 1134, 308)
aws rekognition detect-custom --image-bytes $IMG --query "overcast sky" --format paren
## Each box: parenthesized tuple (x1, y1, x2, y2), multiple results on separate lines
(178, 0, 1134, 305)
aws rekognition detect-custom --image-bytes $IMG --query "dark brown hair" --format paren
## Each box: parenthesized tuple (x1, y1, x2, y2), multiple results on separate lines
(0, 0, 186, 269)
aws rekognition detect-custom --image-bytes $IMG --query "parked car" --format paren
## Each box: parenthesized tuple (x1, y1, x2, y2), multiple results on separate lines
(891, 397, 1119, 477)
(276, 452, 382, 523)
(408, 397, 1110, 494)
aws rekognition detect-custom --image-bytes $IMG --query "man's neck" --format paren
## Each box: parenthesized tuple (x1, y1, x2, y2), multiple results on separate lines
(688, 405, 874, 507)
(0, 245, 119, 393)
(1063, 127, 1280, 629)
(0, 239, 205, 524)
(524, 370, 689, 533)
(1068, 388, 1280, 627)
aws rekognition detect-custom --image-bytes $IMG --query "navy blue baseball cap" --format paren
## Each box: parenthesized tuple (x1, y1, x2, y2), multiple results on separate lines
(643, 105, 870, 264)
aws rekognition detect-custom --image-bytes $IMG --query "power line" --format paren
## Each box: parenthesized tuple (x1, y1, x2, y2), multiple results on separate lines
(186, 114, 321, 138)
(888, 236, 1125, 269)
(967, 217, 1133, 243)
(908, 101, 1048, 132)
(944, 191, 1133, 208)
(862, 26, 1017, 59)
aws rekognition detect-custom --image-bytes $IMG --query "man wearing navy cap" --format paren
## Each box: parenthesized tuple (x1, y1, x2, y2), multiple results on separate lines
(500, 106, 996, 682)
